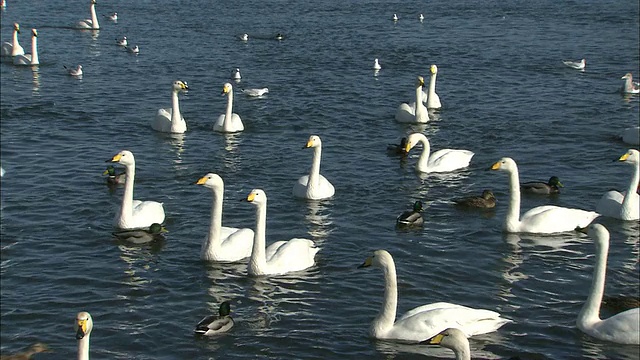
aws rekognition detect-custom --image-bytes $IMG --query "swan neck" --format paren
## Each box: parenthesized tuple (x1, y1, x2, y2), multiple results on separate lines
(12, 29, 18, 46)
(621, 162, 640, 214)
(31, 35, 39, 64)
(504, 166, 522, 232)
(416, 135, 431, 170)
(249, 201, 268, 274)
(578, 236, 608, 326)
(90, 3, 99, 29)
(373, 260, 398, 335)
(625, 77, 635, 93)
(203, 185, 223, 258)
(121, 163, 135, 222)
(77, 335, 90, 360)
(414, 85, 427, 121)
(308, 145, 322, 189)
(223, 91, 233, 132)
(170, 89, 182, 131)
(453, 345, 471, 360)
(428, 73, 437, 97)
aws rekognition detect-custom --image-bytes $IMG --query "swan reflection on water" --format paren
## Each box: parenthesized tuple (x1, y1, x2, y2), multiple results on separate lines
(32, 67, 40, 94)
(304, 200, 334, 242)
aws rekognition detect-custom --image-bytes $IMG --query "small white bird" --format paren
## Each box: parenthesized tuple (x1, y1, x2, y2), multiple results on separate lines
(231, 68, 241, 80)
(392, 13, 398, 21)
(621, 73, 640, 94)
(239, 33, 248, 41)
(562, 58, 586, 71)
(373, 58, 382, 71)
(126, 45, 139, 54)
(106, 12, 118, 21)
(241, 87, 269, 97)
(419, 13, 424, 22)
(115, 36, 127, 47)
(64, 64, 83, 77)
(275, 33, 284, 40)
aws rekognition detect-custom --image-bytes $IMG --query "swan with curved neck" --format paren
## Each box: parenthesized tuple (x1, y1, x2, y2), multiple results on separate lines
(577, 224, 639, 345)
(77, 0, 99, 29)
(1, 23, 24, 57)
(13, 29, 38, 65)
(596, 149, 639, 221)
(424, 64, 442, 109)
(429, 328, 471, 360)
(489, 157, 599, 233)
(195, 173, 254, 262)
(404, 133, 474, 173)
(395, 76, 429, 123)
(75, 311, 93, 360)
(214, 82, 244, 133)
(108, 150, 165, 229)
(151, 80, 189, 133)
(359, 250, 510, 343)
(293, 135, 335, 200)
(245, 189, 320, 276)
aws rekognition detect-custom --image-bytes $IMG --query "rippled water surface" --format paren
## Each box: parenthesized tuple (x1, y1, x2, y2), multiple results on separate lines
(1, 0, 639, 358)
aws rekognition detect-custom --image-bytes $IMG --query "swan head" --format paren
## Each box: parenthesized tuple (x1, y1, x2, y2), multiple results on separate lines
(31, 29, 38, 37)
(618, 149, 639, 164)
(75, 311, 93, 340)
(108, 150, 135, 166)
(583, 223, 610, 249)
(415, 76, 425, 88)
(621, 73, 633, 80)
(246, 189, 267, 206)
(221, 82, 233, 95)
(91, 0, 97, 5)
(404, 132, 427, 153)
(195, 173, 223, 189)
(303, 135, 322, 149)
(489, 157, 517, 172)
(428, 328, 469, 353)
(358, 249, 394, 270)
(172, 80, 188, 92)
(430, 64, 438, 74)
(13, 22, 20, 33)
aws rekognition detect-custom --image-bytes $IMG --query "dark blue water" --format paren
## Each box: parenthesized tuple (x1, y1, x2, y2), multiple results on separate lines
(1, 0, 638, 358)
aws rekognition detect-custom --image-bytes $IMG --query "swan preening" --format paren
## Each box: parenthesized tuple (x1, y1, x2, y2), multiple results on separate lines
(595, 149, 639, 221)
(108, 150, 165, 230)
(404, 133, 474, 173)
(77, 0, 100, 30)
(1, 23, 24, 57)
(195, 301, 234, 335)
(429, 328, 471, 360)
(395, 76, 429, 123)
(13, 29, 39, 66)
(152, 80, 189, 134)
(563, 58, 585, 71)
(621, 73, 640, 94)
(489, 157, 599, 234)
(65, 65, 83, 77)
(196, 173, 254, 262)
(245, 189, 320, 276)
(214, 82, 245, 133)
(75, 311, 93, 360)
(576, 224, 640, 345)
(293, 135, 335, 200)
(359, 250, 510, 343)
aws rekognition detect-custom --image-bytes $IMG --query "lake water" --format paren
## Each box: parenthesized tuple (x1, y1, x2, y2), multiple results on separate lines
(1, 0, 639, 358)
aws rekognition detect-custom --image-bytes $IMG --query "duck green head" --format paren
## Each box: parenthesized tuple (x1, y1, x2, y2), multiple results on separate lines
(549, 176, 563, 187)
(148, 223, 168, 234)
(413, 201, 423, 212)
(219, 301, 231, 317)
(103, 165, 116, 176)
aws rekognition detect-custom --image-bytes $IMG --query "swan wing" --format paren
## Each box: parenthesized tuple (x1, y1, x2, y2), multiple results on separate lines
(131, 201, 165, 227)
(152, 108, 172, 132)
(395, 103, 416, 123)
(520, 205, 599, 233)
(587, 308, 640, 345)
(264, 238, 319, 273)
(427, 92, 441, 109)
(219, 227, 254, 259)
(596, 190, 624, 218)
(427, 149, 474, 172)
(1, 42, 12, 56)
(12, 54, 31, 65)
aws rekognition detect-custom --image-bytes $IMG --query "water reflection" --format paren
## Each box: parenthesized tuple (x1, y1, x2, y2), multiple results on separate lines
(221, 133, 241, 172)
(117, 240, 164, 290)
(31, 67, 40, 94)
(374, 337, 502, 359)
(304, 200, 334, 243)
(167, 133, 186, 169)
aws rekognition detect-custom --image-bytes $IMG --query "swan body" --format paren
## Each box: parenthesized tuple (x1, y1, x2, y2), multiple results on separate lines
(195, 173, 254, 262)
(0, 343, 50, 360)
(521, 176, 563, 195)
(75, 311, 93, 360)
(65, 65, 83, 77)
(577, 224, 640, 345)
(112, 223, 167, 244)
(214, 82, 244, 133)
(195, 301, 234, 336)
(103, 165, 126, 185)
(396, 201, 424, 227)
(429, 328, 471, 360)
(77, 0, 99, 30)
(108, 150, 165, 230)
(245, 189, 320, 276)
(490, 157, 599, 234)
(595, 149, 639, 221)
(152, 80, 189, 133)
(621, 126, 639, 145)
(13, 29, 38, 66)
(425, 64, 442, 109)
(405, 133, 474, 173)
(359, 250, 511, 343)
(395, 76, 429, 123)
(563, 58, 585, 70)
(231, 68, 241, 80)
(454, 190, 496, 209)
(293, 135, 335, 200)
(373, 58, 381, 70)
(1, 23, 24, 57)
(241, 87, 269, 97)
(621, 73, 640, 94)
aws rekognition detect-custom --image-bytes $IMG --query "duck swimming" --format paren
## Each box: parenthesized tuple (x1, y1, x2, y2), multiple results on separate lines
(103, 165, 126, 185)
(396, 201, 424, 227)
(194, 301, 234, 336)
(454, 189, 496, 209)
(521, 176, 563, 195)
(0, 343, 50, 360)
(386, 137, 407, 156)
(112, 223, 167, 244)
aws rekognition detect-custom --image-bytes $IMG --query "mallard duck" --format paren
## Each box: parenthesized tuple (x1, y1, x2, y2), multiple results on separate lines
(194, 301, 234, 335)
(386, 137, 407, 156)
(0, 343, 50, 360)
(112, 223, 167, 244)
(103, 165, 126, 185)
(396, 201, 424, 227)
(454, 190, 496, 209)
(521, 176, 563, 195)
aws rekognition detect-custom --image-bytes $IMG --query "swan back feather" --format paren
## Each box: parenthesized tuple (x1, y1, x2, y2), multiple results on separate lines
(405, 133, 474, 173)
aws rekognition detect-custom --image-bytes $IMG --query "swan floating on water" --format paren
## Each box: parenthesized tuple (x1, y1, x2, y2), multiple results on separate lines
(1, 23, 24, 57)
(425, 64, 442, 109)
(293, 135, 335, 200)
(64, 65, 83, 77)
(195, 301, 234, 335)
(152, 80, 189, 133)
(75, 311, 93, 360)
(214, 82, 244, 133)
(404, 133, 474, 173)
(77, 0, 100, 30)
(595, 149, 639, 221)
(395, 76, 429, 123)
(13, 28, 38, 66)
(562, 58, 585, 71)
(621, 73, 640, 94)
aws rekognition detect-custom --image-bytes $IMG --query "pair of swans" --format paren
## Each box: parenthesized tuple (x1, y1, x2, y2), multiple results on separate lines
(214, 83, 244, 133)
(577, 224, 639, 345)
(490, 157, 599, 233)
(1, 23, 24, 57)
(293, 135, 335, 200)
(75, 312, 93, 360)
(395, 76, 429, 123)
(151, 80, 189, 133)
(359, 249, 510, 343)
(77, 0, 99, 30)
(595, 149, 639, 221)
(12, 29, 38, 66)
(404, 133, 474, 173)
(108, 150, 165, 230)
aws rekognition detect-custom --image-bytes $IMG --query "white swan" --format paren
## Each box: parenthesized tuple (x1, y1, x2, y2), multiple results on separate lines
(108, 150, 165, 230)
(621, 126, 640, 145)
(621, 73, 640, 94)
(77, 0, 99, 29)
(404, 133, 474, 173)
(429, 328, 471, 360)
(214, 82, 244, 133)
(245, 189, 320, 276)
(577, 224, 639, 345)
(395, 76, 429, 123)
(1, 23, 24, 57)
(425, 64, 442, 109)
(151, 80, 189, 134)
(595, 149, 639, 221)
(373, 58, 381, 71)
(75, 311, 93, 360)
(563, 58, 585, 71)
(195, 173, 254, 262)
(13, 29, 38, 66)
(359, 250, 511, 343)
(293, 135, 335, 200)
(489, 157, 600, 234)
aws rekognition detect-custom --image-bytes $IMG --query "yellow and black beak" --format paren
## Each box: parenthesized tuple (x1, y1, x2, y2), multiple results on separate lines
(75, 319, 87, 340)
(358, 256, 373, 269)
(246, 192, 256, 202)
(195, 176, 208, 185)
(618, 152, 630, 162)
(489, 161, 501, 171)
(107, 153, 122, 163)
(429, 332, 444, 345)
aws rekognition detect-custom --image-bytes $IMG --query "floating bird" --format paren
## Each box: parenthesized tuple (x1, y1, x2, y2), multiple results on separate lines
(293, 135, 335, 200)
(214, 82, 244, 133)
(1, 23, 24, 57)
(152, 80, 189, 133)
(13, 28, 38, 66)
(428, 328, 470, 360)
(396, 201, 424, 227)
(231, 68, 241, 80)
(419, 13, 424, 22)
(395, 76, 429, 123)
(595, 149, 639, 221)
(112, 223, 167, 244)
(241, 87, 269, 97)
(125, 45, 139, 54)
(103, 165, 126, 185)
(454, 190, 496, 209)
(194, 301, 234, 336)
(521, 176, 563, 195)
(275, 33, 284, 40)
(239, 33, 248, 41)
(0, 343, 50, 360)
(404, 133, 474, 173)
(77, 0, 99, 30)
(373, 58, 381, 71)
(562, 58, 585, 71)
(105, 12, 117, 22)
(386, 137, 407, 156)
(115, 36, 127, 46)
(75, 311, 93, 360)
(621, 73, 640, 94)
(64, 64, 83, 77)
(392, 13, 398, 21)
